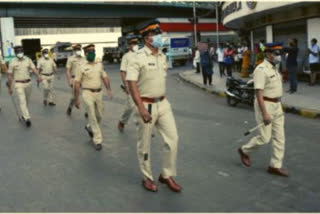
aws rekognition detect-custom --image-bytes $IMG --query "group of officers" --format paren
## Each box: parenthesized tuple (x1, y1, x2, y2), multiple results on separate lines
(0, 21, 289, 193)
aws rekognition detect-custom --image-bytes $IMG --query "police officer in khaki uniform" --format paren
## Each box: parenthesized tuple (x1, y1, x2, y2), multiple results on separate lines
(238, 43, 288, 177)
(66, 43, 86, 116)
(74, 44, 113, 151)
(37, 48, 58, 106)
(118, 35, 139, 132)
(127, 23, 182, 193)
(7, 46, 42, 127)
(0, 55, 8, 112)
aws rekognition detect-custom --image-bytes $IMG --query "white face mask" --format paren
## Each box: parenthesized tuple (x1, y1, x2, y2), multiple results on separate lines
(75, 50, 82, 56)
(132, 45, 139, 52)
(17, 53, 24, 58)
(273, 55, 282, 64)
(44, 54, 49, 58)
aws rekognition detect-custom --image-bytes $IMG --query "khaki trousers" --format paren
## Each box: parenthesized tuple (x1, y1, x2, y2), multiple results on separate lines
(120, 94, 135, 124)
(15, 82, 32, 120)
(42, 75, 54, 102)
(82, 90, 103, 145)
(242, 99, 285, 168)
(135, 98, 179, 181)
(68, 79, 75, 109)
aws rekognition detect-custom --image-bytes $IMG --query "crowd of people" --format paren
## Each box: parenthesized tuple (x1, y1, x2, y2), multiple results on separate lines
(192, 38, 320, 94)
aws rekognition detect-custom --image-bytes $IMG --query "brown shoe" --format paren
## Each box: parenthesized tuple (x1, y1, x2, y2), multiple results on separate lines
(158, 174, 182, 192)
(267, 166, 289, 177)
(142, 178, 158, 192)
(118, 121, 125, 132)
(238, 148, 251, 167)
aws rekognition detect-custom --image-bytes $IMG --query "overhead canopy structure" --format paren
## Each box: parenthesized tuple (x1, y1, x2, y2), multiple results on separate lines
(0, 1, 215, 28)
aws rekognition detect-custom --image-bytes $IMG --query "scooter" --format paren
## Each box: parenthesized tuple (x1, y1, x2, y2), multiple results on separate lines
(225, 76, 255, 107)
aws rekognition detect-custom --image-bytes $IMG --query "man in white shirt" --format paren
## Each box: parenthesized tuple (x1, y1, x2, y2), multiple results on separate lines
(308, 38, 320, 86)
(216, 43, 225, 77)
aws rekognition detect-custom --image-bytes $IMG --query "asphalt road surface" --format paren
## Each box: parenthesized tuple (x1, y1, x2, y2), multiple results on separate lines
(0, 63, 319, 212)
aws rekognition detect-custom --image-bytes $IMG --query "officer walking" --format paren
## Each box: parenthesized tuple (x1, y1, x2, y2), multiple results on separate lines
(7, 46, 42, 127)
(0, 55, 8, 112)
(65, 44, 86, 116)
(118, 35, 139, 132)
(74, 44, 113, 151)
(127, 24, 182, 193)
(37, 48, 58, 106)
(238, 43, 288, 177)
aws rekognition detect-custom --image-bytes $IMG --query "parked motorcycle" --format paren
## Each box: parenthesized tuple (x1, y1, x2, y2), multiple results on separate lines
(225, 77, 255, 107)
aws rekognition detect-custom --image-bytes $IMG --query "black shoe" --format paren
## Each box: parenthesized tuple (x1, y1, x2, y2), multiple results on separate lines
(94, 143, 102, 151)
(48, 102, 56, 106)
(85, 126, 94, 138)
(66, 107, 72, 116)
(43, 100, 47, 106)
(25, 119, 32, 127)
(84, 112, 88, 118)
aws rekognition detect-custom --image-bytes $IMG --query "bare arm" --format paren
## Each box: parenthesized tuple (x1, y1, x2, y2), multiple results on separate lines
(66, 68, 73, 86)
(128, 80, 151, 123)
(32, 67, 42, 82)
(102, 76, 113, 99)
(256, 89, 271, 125)
(120, 71, 129, 94)
(73, 80, 81, 108)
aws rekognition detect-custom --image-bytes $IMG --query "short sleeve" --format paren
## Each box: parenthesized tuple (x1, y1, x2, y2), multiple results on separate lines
(66, 57, 72, 69)
(52, 59, 57, 68)
(74, 68, 83, 82)
(99, 63, 108, 78)
(126, 57, 140, 81)
(29, 58, 36, 70)
(253, 67, 266, 90)
(120, 54, 128, 72)
(8, 61, 14, 74)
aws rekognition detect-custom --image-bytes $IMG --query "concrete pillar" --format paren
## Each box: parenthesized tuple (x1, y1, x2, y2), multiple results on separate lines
(266, 25, 273, 43)
(307, 18, 320, 46)
(0, 17, 16, 58)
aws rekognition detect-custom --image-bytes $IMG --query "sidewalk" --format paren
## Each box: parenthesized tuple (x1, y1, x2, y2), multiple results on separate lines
(179, 65, 320, 119)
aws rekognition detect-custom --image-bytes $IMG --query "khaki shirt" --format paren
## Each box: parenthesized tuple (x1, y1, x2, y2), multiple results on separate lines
(75, 60, 108, 89)
(120, 51, 135, 72)
(8, 57, 36, 81)
(126, 47, 167, 98)
(254, 59, 283, 98)
(66, 55, 86, 77)
(37, 57, 56, 74)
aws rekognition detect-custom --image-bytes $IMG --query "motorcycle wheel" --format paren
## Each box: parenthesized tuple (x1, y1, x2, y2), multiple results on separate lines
(227, 96, 239, 107)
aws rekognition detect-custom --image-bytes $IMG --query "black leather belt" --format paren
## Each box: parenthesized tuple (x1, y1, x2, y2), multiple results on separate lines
(41, 73, 54, 76)
(83, 88, 102, 93)
(15, 79, 31, 83)
(263, 96, 281, 103)
(141, 96, 165, 103)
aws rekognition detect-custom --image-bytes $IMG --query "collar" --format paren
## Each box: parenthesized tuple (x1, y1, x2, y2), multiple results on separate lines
(264, 59, 276, 69)
(143, 46, 162, 56)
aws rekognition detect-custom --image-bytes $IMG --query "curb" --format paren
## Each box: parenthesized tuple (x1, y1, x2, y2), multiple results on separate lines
(179, 72, 320, 120)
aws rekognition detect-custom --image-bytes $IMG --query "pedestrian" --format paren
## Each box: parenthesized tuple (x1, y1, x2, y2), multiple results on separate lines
(240, 46, 251, 78)
(193, 47, 201, 73)
(74, 44, 113, 151)
(223, 44, 235, 77)
(0, 55, 8, 112)
(238, 43, 288, 177)
(282, 38, 299, 93)
(200, 48, 214, 86)
(127, 23, 181, 193)
(216, 43, 225, 77)
(236, 42, 244, 72)
(7, 46, 42, 127)
(65, 43, 86, 116)
(37, 48, 58, 106)
(118, 35, 139, 132)
(308, 38, 320, 86)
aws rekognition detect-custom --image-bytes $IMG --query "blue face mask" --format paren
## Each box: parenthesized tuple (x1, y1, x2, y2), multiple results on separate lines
(151, 34, 163, 48)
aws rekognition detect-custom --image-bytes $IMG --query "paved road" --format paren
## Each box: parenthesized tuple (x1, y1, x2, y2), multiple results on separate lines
(0, 63, 319, 212)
